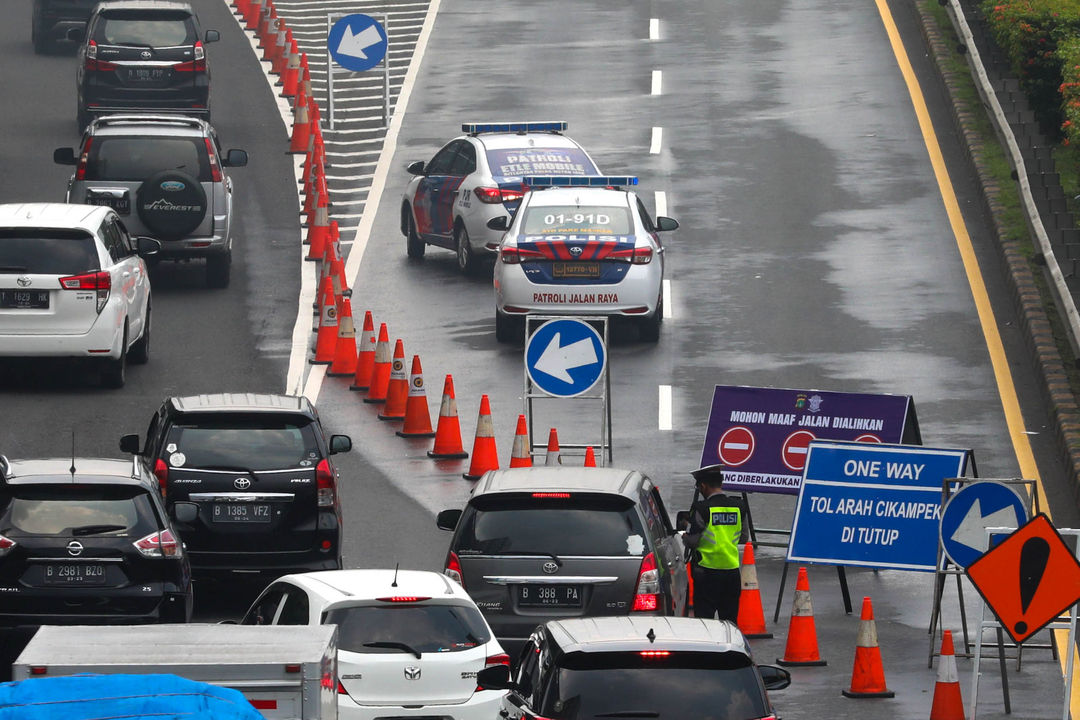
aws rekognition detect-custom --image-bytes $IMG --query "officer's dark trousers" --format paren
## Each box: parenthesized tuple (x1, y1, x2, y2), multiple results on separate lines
(692, 566, 741, 623)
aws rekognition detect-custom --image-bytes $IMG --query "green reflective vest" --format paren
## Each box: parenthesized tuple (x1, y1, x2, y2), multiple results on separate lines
(697, 503, 742, 570)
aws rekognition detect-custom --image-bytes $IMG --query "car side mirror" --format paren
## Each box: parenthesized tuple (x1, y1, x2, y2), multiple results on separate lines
(67, 27, 85, 42)
(406, 160, 426, 176)
(54, 148, 77, 165)
(136, 237, 162, 258)
(204, 29, 220, 43)
(329, 435, 352, 455)
(486, 216, 510, 232)
(675, 510, 690, 531)
(119, 434, 141, 454)
(476, 664, 512, 691)
(655, 216, 679, 232)
(436, 509, 462, 531)
(172, 502, 198, 524)
(758, 665, 791, 691)
(224, 149, 248, 167)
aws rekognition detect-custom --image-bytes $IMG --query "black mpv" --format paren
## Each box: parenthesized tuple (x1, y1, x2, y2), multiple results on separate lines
(0, 455, 192, 627)
(121, 393, 352, 576)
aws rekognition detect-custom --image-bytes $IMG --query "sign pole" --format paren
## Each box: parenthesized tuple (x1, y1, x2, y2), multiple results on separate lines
(382, 13, 390, 127)
(326, 13, 334, 131)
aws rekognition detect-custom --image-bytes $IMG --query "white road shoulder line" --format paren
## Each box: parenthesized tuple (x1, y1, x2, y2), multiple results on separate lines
(662, 279, 672, 320)
(659, 385, 672, 431)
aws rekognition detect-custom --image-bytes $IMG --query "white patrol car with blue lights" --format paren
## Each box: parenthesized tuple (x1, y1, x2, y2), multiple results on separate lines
(400, 122, 600, 275)
(491, 176, 678, 343)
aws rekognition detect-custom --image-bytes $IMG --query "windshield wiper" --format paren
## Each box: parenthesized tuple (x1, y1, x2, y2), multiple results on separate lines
(499, 550, 563, 567)
(594, 712, 660, 718)
(196, 465, 256, 474)
(71, 524, 127, 536)
(0, 266, 28, 272)
(363, 641, 422, 659)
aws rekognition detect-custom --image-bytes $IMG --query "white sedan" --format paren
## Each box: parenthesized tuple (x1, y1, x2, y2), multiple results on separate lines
(491, 176, 679, 343)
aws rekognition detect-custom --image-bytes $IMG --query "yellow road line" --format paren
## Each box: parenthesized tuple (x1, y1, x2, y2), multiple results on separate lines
(873, 0, 1079, 713)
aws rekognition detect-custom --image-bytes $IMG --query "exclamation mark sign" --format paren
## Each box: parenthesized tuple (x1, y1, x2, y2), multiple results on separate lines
(1015, 536, 1051, 636)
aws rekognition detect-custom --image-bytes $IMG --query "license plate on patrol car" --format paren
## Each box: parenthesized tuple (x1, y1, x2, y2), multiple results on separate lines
(553, 263, 600, 279)
(212, 503, 272, 523)
(517, 584, 582, 607)
(0, 290, 48, 309)
(42, 564, 106, 585)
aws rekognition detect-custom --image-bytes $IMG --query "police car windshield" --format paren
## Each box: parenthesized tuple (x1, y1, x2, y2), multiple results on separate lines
(520, 206, 632, 236)
(548, 652, 767, 720)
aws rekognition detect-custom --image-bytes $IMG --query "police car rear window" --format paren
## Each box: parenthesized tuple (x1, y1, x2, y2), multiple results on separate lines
(457, 496, 646, 557)
(325, 603, 491, 654)
(85, 137, 211, 183)
(486, 148, 597, 180)
(164, 418, 319, 472)
(519, 206, 632, 235)
(0, 230, 99, 275)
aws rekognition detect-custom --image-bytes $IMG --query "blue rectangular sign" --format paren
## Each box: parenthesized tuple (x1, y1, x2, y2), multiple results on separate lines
(787, 441, 969, 571)
(699, 385, 916, 495)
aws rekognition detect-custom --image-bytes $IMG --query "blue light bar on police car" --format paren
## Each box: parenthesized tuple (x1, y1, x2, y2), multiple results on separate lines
(523, 176, 639, 188)
(461, 122, 568, 134)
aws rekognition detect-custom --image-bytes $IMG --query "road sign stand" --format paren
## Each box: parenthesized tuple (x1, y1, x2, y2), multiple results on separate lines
(523, 316, 612, 465)
(928, 476, 1038, 668)
(326, 13, 391, 130)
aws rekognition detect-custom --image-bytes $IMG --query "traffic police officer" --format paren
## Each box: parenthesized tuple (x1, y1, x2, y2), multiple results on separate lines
(682, 464, 747, 623)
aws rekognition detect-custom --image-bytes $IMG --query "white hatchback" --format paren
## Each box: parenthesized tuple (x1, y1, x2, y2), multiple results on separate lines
(241, 569, 509, 720)
(0, 202, 158, 387)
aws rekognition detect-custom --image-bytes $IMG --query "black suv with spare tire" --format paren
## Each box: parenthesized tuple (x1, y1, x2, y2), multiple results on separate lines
(55, 114, 247, 288)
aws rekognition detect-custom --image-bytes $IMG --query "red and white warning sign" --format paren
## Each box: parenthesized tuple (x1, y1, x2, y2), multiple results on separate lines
(717, 426, 755, 466)
(781, 430, 816, 471)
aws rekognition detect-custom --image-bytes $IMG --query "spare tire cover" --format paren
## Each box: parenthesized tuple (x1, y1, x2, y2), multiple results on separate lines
(136, 169, 208, 239)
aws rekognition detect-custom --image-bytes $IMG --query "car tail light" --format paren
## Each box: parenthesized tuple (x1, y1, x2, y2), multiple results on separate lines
(532, 492, 571, 498)
(175, 41, 207, 72)
(444, 551, 464, 588)
(610, 246, 653, 265)
(59, 271, 110, 313)
(499, 246, 546, 264)
(476, 653, 511, 692)
(0, 535, 16, 558)
(337, 680, 350, 696)
(204, 138, 223, 182)
(639, 650, 670, 657)
(474, 187, 523, 204)
(75, 138, 93, 180)
(631, 552, 659, 612)
(133, 529, 181, 558)
(316, 459, 335, 507)
(153, 458, 168, 497)
(376, 596, 430, 603)
(84, 41, 118, 71)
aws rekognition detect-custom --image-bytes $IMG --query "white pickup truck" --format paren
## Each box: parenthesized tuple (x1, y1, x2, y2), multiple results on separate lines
(12, 624, 338, 720)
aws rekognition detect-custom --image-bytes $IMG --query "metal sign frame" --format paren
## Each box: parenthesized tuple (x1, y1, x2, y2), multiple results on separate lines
(523, 315, 611, 465)
(326, 13, 390, 130)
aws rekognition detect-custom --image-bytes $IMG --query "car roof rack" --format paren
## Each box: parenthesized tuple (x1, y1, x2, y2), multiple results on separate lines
(91, 114, 205, 129)
(461, 121, 567, 135)
(523, 175, 638, 189)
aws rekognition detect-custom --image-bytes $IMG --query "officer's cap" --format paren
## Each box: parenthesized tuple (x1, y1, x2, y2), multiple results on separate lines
(691, 463, 726, 486)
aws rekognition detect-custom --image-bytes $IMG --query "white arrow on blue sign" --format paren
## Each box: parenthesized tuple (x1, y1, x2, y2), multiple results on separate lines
(525, 319, 606, 398)
(939, 480, 1028, 569)
(327, 14, 388, 72)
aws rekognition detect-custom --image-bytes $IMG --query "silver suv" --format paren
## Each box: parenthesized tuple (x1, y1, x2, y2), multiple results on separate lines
(54, 115, 247, 288)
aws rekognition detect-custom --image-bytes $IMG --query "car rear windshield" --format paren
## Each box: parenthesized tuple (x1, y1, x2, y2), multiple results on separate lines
(456, 495, 647, 557)
(93, 11, 196, 46)
(485, 147, 597, 180)
(0, 485, 159, 538)
(519, 205, 633, 236)
(325, 603, 492, 654)
(85, 137, 211, 183)
(164, 416, 320, 471)
(548, 651, 768, 720)
(0, 230, 99, 275)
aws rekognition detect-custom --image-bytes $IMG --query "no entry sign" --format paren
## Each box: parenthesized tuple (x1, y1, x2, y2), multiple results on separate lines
(782, 430, 815, 471)
(717, 426, 755, 466)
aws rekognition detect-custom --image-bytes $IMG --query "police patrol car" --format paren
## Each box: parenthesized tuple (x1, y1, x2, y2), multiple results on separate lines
(400, 122, 599, 275)
(490, 176, 679, 343)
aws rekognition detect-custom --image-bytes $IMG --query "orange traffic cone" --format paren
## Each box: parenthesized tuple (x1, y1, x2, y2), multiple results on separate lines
(737, 544, 773, 639)
(929, 631, 965, 720)
(544, 428, 561, 466)
(378, 340, 408, 421)
(310, 276, 338, 365)
(777, 567, 826, 666)
(428, 375, 469, 459)
(305, 181, 330, 249)
(583, 446, 597, 467)
(282, 42, 300, 98)
(243, 0, 261, 29)
(326, 298, 358, 376)
(363, 324, 391, 404)
(509, 415, 532, 468)
(397, 355, 435, 438)
(464, 395, 499, 480)
(289, 89, 311, 153)
(842, 596, 893, 698)
(349, 311, 377, 391)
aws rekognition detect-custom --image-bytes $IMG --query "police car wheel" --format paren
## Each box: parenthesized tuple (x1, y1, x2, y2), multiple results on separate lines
(639, 299, 662, 343)
(405, 210, 425, 259)
(455, 224, 478, 275)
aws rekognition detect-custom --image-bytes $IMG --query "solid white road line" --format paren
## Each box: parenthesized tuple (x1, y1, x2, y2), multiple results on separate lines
(650, 127, 662, 154)
(658, 385, 672, 431)
(649, 18, 659, 40)
(662, 279, 672, 320)
(651, 70, 662, 95)
(654, 190, 666, 217)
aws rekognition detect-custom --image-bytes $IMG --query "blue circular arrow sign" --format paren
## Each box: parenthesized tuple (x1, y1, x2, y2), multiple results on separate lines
(525, 319, 606, 398)
(939, 481, 1029, 569)
(327, 14, 388, 72)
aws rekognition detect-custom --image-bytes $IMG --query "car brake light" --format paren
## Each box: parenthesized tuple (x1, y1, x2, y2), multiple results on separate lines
(632, 552, 659, 612)
(0, 535, 16, 558)
(610, 246, 653, 265)
(59, 271, 110, 313)
(75, 137, 93, 180)
(639, 650, 670, 657)
(499, 246, 546, 264)
(84, 41, 118, 71)
(474, 187, 501, 204)
(175, 41, 207, 72)
(531, 492, 571, 498)
(337, 680, 350, 696)
(203, 138, 223, 182)
(133, 529, 181, 559)
(153, 458, 168, 498)
(444, 551, 464, 588)
(376, 596, 430, 603)
(316, 459, 335, 507)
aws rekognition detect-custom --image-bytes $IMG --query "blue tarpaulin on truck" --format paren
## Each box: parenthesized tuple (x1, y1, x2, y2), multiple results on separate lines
(0, 673, 265, 719)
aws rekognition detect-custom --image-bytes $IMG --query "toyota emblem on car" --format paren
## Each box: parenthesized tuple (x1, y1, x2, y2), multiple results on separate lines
(141, 50, 152, 59)
(543, 561, 559, 574)
(16, 276, 31, 287)
(234, 477, 252, 490)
